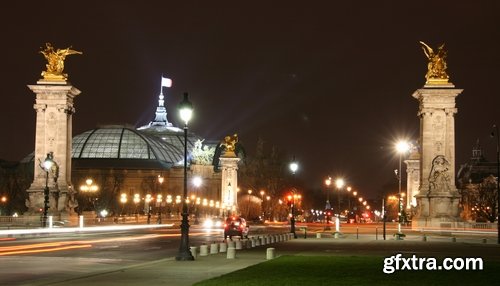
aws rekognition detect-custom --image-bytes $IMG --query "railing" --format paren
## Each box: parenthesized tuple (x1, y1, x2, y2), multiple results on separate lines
(471, 222, 494, 229)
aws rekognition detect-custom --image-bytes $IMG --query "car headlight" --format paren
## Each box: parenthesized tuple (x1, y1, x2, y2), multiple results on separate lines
(203, 219, 213, 228)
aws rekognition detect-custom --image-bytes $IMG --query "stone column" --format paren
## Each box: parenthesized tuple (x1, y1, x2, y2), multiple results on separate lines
(26, 81, 80, 217)
(219, 151, 240, 216)
(412, 84, 463, 228)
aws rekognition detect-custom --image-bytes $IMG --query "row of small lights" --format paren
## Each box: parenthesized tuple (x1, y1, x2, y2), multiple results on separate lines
(323, 177, 371, 211)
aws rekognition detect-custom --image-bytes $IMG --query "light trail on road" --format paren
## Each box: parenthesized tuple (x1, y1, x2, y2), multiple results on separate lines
(0, 231, 218, 256)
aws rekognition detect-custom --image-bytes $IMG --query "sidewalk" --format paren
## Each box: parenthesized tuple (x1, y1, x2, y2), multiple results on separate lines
(28, 234, 500, 286)
(34, 242, 271, 286)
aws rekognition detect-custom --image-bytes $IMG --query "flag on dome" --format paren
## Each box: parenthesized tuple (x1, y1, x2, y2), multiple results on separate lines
(161, 76, 172, 87)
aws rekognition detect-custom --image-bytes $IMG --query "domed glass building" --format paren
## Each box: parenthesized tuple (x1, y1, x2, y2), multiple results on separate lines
(22, 82, 221, 218)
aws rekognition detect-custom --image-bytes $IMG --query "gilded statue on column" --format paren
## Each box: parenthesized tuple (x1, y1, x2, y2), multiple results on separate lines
(39, 43, 82, 81)
(419, 41, 450, 84)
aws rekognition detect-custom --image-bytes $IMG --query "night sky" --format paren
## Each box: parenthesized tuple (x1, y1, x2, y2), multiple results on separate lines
(1, 1, 499, 199)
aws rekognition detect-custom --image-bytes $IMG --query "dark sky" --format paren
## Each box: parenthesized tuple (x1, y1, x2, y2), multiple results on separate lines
(1, 1, 499, 200)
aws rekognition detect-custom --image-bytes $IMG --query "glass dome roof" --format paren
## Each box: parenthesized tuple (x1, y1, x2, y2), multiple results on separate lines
(72, 126, 188, 165)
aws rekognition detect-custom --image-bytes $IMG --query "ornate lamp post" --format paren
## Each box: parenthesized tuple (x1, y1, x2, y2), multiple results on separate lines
(289, 158, 299, 238)
(395, 140, 410, 237)
(40, 152, 55, 227)
(260, 190, 265, 219)
(79, 178, 99, 213)
(156, 174, 164, 223)
(120, 193, 127, 216)
(247, 189, 252, 218)
(0, 196, 7, 216)
(324, 177, 332, 230)
(157, 194, 163, 224)
(335, 178, 345, 217)
(176, 92, 194, 261)
(145, 194, 152, 224)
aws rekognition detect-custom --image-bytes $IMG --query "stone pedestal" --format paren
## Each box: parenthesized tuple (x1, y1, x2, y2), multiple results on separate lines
(412, 84, 463, 229)
(25, 81, 80, 217)
(220, 151, 240, 215)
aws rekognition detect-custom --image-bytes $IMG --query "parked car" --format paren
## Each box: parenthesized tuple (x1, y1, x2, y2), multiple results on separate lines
(224, 216, 249, 239)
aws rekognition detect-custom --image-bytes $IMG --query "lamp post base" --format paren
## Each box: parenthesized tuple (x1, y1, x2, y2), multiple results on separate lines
(175, 212, 194, 261)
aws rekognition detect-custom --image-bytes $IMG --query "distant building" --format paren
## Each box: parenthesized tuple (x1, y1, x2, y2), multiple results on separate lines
(456, 141, 498, 222)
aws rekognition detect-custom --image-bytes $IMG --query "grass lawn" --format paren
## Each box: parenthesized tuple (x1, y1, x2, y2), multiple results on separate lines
(194, 255, 500, 286)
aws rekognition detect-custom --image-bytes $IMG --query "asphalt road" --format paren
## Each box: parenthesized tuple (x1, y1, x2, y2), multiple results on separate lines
(0, 223, 287, 285)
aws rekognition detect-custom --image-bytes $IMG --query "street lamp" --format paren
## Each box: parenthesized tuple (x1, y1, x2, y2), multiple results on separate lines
(289, 158, 299, 238)
(79, 178, 99, 212)
(324, 177, 332, 230)
(157, 194, 163, 224)
(335, 178, 345, 217)
(120, 193, 127, 216)
(133, 194, 140, 218)
(0, 195, 7, 216)
(260, 190, 265, 219)
(490, 124, 500, 244)
(176, 92, 194, 261)
(40, 152, 55, 227)
(157, 175, 164, 222)
(395, 140, 410, 237)
(145, 194, 152, 224)
(247, 189, 252, 218)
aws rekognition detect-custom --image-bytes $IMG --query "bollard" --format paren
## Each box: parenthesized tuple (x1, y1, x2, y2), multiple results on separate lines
(304, 227, 307, 239)
(235, 240, 243, 250)
(316, 233, 322, 239)
(227, 247, 236, 259)
(210, 243, 219, 254)
(356, 227, 359, 240)
(334, 232, 340, 239)
(482, 238, 487, 244)
(261, 237, 266, 245)
(255, 237, 261, 246)
(219, 242, 227, 253)
(451, 237, 456, 243)
(270, 236, 275, 244)
(266, 248, 276, 260)
(79, 215, 84, 229)
(190, 246, 198, 259)
(376, 228, 378, 240)
(199, 244, 209, 256)
(246, 239, 252, 248)
(227, 240, 236, 248)
(422, 235, 427, 242)
(251, 238, 256, 247)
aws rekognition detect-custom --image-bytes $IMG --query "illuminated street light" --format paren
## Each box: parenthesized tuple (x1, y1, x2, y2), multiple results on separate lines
(176, 92, 195, 261)
(40, 152, 55, 228)
(0, 196, 7, 215)
(324, 177, 332, 230)
(80, 178, 99, 212)
(145, 194, 152, 224)
(335, 178, 345, 217)
(289, 157, 299, 239)
(120, 193, 127, 216)
(395, 140, 411, 238)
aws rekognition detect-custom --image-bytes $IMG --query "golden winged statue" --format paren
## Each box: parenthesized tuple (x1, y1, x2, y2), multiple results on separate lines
(419, 41, 449, 84)
(222, 134, 238, 153)
(40, 43, 82, 81)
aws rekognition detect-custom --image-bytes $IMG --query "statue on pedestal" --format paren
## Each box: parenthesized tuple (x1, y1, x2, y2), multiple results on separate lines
(39, 43, 82, 81)
(419, 41, 449, 84)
